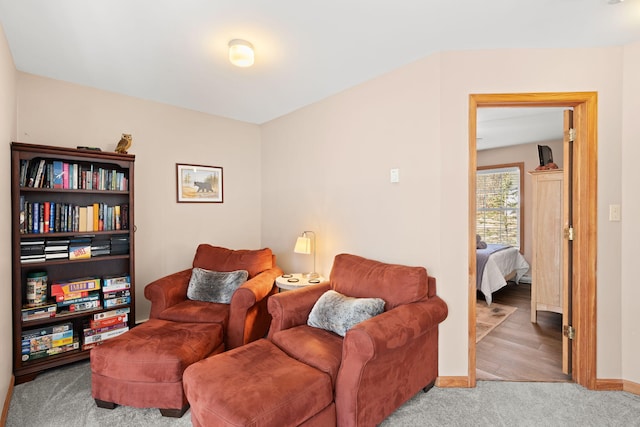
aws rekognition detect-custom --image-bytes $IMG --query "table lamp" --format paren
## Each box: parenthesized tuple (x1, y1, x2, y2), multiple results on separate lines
(294, 231, 318, 278)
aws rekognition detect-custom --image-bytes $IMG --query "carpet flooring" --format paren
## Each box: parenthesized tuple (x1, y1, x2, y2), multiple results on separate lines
(7, 360, 640, 426)
(476, 302, 517, 343)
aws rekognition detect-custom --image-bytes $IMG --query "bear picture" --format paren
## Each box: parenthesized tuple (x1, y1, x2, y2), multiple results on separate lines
(177, 164, 223, 203)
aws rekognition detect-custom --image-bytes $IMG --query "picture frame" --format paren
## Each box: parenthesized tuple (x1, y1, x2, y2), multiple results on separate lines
(176, 163, 223, 203)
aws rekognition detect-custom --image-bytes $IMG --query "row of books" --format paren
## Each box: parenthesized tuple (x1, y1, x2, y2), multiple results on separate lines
(20, 235, 130, 264)
(21, 307, 132, 361)
(82, 307, 131, 350)
(21, 322, 79, 362)
(22, 275, 132, 321)
(19, 198, 129, 235)
(19, 158, 128, 191)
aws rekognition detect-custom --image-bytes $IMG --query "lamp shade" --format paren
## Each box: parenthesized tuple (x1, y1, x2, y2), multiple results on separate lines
(294, 236, 311, 254)
(228, 39, 254, 67)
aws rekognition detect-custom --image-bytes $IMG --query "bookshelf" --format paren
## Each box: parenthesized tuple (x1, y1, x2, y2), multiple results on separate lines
(11, 142, 135, 384)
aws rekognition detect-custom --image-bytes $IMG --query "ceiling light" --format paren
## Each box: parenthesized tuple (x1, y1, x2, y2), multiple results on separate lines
(228, 39, 254, 67)
(607, 0, 623, 4)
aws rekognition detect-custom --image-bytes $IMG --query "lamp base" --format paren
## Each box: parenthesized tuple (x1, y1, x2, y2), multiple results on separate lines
(302, 272, 319, 279)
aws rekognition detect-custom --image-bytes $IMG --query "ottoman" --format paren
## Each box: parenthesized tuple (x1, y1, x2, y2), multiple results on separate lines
(183, 339, 336, 427)
(91, 318, 224, 417)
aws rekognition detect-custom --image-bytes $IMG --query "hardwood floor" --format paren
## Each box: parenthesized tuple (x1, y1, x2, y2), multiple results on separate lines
(476, 282, 572, 382)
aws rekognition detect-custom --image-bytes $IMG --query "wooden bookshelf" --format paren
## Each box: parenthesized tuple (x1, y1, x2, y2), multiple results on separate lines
(11, 142, 135, 384)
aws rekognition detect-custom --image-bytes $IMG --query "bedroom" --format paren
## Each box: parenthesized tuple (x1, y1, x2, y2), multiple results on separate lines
(474, 107, 568, 381)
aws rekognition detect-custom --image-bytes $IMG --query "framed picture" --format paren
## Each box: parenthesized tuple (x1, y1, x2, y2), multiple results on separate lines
(176, 163, 223, 203)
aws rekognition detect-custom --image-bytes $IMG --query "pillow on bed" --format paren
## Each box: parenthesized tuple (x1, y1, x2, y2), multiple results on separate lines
(307, 290, 385, 337)
(476, 234, 487, 249)
(187, 268, 248, 303)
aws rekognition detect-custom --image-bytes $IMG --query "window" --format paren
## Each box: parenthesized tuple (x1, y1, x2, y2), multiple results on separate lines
(476, 163, 524, 248)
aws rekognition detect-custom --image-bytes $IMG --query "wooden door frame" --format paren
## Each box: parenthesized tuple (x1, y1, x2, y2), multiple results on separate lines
(468, 92, 597, 389)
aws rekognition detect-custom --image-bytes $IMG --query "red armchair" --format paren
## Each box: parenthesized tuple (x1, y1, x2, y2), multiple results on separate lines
(144, 244, 283, 349)
(267, 253, 448, 426)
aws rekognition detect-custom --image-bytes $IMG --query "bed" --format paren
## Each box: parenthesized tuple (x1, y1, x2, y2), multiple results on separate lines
(477, 244, 530, 305)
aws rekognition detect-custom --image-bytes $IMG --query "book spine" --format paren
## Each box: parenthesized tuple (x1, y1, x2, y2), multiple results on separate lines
(93, 307, 130, 320)
(83, 322, 127, 337)
(21, 322, 72, 340)
(82, 326, 128, 344)
(56, 293, 100, 307)
(103, 296, 131, 308)
(89, 314, 128, 329)
(67, 300, 101, 312)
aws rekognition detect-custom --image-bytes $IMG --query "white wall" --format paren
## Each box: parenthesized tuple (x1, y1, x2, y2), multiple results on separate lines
(621, 41, 640, 386)
(15, 73, 263, 322)
(0, 24, 17, 403)
(262, 46, 633, 382)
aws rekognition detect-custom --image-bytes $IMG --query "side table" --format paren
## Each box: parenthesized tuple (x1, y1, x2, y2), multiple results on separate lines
(275, 274, 326, 291)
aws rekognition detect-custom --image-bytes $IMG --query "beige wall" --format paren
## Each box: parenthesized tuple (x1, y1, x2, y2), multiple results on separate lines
(621, 41, 640, 385)
(262, 46, 634, 382)
(0, 24, 16, 405)
(15, 73, 263, 322)
(2, 27, 639, 394)
(477, 139, 563, 267)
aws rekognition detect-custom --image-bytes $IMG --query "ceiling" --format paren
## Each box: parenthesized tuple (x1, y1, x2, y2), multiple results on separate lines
(0, 1, 638, 127)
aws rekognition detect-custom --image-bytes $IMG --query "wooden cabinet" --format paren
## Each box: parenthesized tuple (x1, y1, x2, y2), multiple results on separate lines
(529, 169, 563, 323)
(11, 142, 135, 383)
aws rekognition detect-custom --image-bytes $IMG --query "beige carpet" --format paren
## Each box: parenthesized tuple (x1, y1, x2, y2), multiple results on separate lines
(476, 302, 517, 343)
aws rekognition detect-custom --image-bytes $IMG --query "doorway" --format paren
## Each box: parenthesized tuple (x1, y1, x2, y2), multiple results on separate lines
(468, 92, 598, 390)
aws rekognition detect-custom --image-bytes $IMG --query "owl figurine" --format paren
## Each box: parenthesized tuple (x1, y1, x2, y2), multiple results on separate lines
(115, 133, 132, 154)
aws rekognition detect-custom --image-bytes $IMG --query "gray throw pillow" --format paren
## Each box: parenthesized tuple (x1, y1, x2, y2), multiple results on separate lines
(187, 268, 248, 304)
(307, 290, 385, 337)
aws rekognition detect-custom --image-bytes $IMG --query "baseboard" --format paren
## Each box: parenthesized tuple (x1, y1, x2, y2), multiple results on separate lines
(1, 375, 15, 427)
(623, 380, 640, 395)
(595, 378, 623, 391)
(438, 376, 640, 395)
(436, 376, 471, 388)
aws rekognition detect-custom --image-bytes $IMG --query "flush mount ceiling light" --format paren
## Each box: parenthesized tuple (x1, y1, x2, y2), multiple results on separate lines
(228, 39, 254, 67)
(607, 0, 623, 3)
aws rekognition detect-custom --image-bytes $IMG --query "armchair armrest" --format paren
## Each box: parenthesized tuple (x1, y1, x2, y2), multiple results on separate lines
(144, 269, 192, 319)
(336, 296, 448, 426)
(267, 282, 330, 338)
(346, 295, 448, 354)
(226, 265, 284, 349)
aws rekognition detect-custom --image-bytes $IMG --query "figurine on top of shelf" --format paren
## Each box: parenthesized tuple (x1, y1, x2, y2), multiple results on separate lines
(115, 133, 132, 154)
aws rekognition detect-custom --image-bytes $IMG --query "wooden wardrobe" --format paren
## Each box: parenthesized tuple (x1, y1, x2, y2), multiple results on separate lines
(529, 169, 563, 322)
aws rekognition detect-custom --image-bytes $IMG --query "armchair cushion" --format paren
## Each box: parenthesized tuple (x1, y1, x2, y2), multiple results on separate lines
(158, 300, 230, 325)
(187, 268, 248, 304)
(308, 290, 385, 337)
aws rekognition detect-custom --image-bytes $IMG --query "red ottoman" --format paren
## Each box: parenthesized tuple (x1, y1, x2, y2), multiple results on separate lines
(91, 318, 224, 417)
(184, 339, 335, 427)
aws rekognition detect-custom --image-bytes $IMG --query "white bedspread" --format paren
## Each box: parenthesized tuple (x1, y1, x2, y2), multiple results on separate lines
(479, 246, 530, 305)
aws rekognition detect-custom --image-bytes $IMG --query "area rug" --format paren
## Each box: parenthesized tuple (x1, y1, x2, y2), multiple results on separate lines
(476, 302, 517, 343)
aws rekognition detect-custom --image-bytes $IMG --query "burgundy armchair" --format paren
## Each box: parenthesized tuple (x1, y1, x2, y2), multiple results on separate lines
(144, 244, 283, 349)
(267, 253, 448, 426)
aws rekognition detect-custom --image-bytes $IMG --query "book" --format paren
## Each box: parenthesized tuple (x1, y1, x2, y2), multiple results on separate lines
(103, 296, 130, 308)
(22, 322, 72, 341)
(92, 307, 130, 321)
(89, 314, 128, 329)
(50, 277, 101, 297)
(69, 237, 92, 260)
(83, 322, 127, 337)
(82, 326, 128, 345)
(21, 303, 57, 322)
(56, 292, 100, 307)
(66, 299, 101, 312)
(22, 340, 79, 362)
(55, 290, 89, 302)
(86, 205, 94, 231)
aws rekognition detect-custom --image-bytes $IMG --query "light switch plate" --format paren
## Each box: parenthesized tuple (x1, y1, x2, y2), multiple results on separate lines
(609, 204, 621, 221)
(390, 168, 400, 183)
